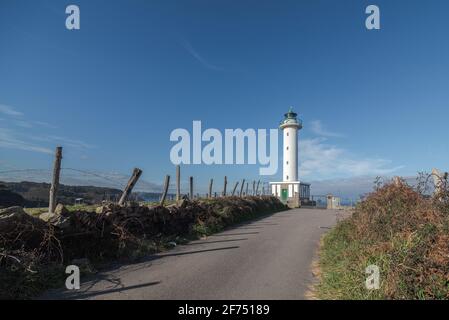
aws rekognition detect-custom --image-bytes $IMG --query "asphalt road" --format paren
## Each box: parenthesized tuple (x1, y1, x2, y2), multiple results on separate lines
(44, 208, 343, 300)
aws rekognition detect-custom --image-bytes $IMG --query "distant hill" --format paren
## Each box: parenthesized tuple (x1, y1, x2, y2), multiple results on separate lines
(0, 181, 124, 208)
(0, 184, 27, 208)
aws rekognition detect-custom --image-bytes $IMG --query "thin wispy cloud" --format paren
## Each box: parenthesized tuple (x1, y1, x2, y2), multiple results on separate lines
(0, 104, 58, 129)
(310, 120, 345, 138)
(298, 137, 403, 180)
(181, 40, 223, 71)
(30, 135, 95, 149)
(0, 128, 53, 154)
(0, 104, 24, 117)
(0, 104, 92, 154)
(14, 120, 33, 128)
(33, 121, 58, 129)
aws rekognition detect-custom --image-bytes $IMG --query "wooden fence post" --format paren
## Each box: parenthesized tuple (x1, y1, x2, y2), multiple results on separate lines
(432, 168, 448, 198)
(189, 176, 194, 200)
(223, 176, 227, 197)
(176, 165, 181, 202)
(118, 168, 143, 206)
(49, 146, 63, 214)
(209, 179, 214, 198)
(239, 179, 245, 197)
(393, 176, 401, 187)
(245, 182, 249, 196)
(256, 180, 260, 196)
(232, 181, 239, 196)
(160, 175, 170, 206)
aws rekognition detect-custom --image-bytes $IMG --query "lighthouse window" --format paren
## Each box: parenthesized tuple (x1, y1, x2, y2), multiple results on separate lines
(286, 146, 289, 150)
(287, 132, 289, 136)
(286, 161, 289, 165)
(286, 175, 289, 180)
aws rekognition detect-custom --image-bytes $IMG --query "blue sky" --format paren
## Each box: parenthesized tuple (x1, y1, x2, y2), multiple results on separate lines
(1, 0, 448, 195)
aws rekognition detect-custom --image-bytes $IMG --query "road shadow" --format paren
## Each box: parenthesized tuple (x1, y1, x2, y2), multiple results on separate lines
(155, 246, 240, 258)
(212, 232, 259, 237)
(185, 238, 248, 245)
(52, 281, 161, 300)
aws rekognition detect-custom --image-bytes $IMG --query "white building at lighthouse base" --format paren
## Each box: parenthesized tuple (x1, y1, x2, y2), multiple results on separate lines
(270, 181, 300, 199)
(270, 181, 310, 208)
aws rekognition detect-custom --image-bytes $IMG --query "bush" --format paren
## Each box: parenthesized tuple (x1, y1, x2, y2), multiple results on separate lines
(318, 178, 449, 300)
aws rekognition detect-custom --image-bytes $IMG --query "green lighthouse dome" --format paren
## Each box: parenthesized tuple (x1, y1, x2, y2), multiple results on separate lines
(280, 107, 303, 129)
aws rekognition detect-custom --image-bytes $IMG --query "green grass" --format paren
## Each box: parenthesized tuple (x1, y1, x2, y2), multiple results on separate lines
(24, 204, 98, 216)
(316, 219, 387, 300)
(23, 207, 48, 216)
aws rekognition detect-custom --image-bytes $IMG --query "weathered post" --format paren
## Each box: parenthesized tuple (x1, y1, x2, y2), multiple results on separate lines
(223, 176, 227, 197)
(232, 181, 239, 196)
(432, 168, 448, 198)
(393, 176, 401, 187)
(245, 182, 249, 196)
(160, 175, 170, 206)
(48, 146, 63, 214)
(118, 168, 143, 206)
(239, 179, 245, 197)
(252, 181, 255, 195)
(189, 176, 194, 200)
(209, 179, 214, 198)
(256, 180, 260, 195)
(176, 165, 181, 202)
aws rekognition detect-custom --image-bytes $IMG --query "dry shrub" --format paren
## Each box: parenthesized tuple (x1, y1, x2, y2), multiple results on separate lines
(349, 178, 449, 299)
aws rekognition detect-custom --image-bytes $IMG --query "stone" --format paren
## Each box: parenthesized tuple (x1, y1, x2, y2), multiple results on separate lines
(54, 204, 69, 215)
(52, 215, 71, 229)
(96, 206, 107, 214)
(0, 206, 27, 218)
(178, 198, 190, 209)
(0, 206, 46, 234)
(39, 210, 71, 229)
(39, 211, 57, 222)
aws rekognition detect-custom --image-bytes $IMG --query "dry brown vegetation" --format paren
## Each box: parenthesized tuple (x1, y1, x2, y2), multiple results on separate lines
(318, 175, 449, 300)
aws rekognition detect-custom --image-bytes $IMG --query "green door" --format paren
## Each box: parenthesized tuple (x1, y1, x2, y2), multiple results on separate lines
(281, 188, 288, 202)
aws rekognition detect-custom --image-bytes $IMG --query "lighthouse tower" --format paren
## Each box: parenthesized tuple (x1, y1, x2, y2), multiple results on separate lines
(270, 107, 304, 207)
(280, 107, 302, 182)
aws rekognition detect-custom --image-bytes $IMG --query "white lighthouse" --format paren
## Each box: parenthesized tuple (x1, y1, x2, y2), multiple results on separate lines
(270, 107, 305, 207)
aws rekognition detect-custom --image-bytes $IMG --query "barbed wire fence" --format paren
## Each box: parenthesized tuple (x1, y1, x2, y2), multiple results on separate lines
(0, 146, 273, 210)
